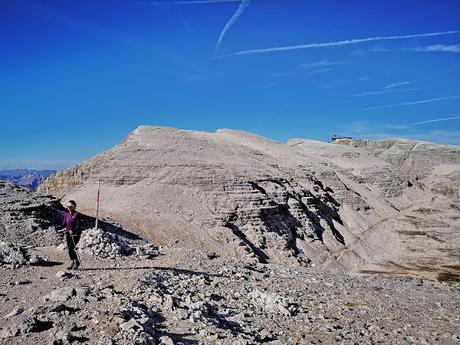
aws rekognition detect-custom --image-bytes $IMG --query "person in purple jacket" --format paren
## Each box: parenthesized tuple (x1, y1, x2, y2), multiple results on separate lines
(59, 200, 82, 269)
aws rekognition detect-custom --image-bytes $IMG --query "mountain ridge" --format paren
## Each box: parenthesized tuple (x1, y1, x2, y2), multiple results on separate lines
(39, 126, 460, 280)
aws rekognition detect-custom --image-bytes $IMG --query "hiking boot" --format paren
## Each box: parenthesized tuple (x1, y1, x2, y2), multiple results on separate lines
(73, 260, 80, 270)
(66, 260, 75, 270)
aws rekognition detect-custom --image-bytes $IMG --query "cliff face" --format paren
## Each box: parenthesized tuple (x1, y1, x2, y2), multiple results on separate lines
(333, 137, 460, 176)
(39, 127, 460, 280)
(0, 181, 63, 247)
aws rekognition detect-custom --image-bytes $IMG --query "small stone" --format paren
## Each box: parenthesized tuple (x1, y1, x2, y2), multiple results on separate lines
(0, 314, 37, 337)
(3, 307, 24, 319)
(175, 308, 188, 320)
(163, 295, 175, 311)
(28, 253, 49, 265)
(207, 252, 219, 259)
(33, 301, 66, 314)
(53, 330, 70, 343)
(55, 271, 74, 280)
(159, 335, 174, 345)
(42, 287, 76, 303)
(259, 328, 273, 341)
(75, 287, 91, 297)
(119, 318, 142, 332)
(102, 322, 119, 337)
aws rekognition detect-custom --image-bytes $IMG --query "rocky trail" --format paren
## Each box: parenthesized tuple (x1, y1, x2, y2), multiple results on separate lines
(1, 242, 460, 345)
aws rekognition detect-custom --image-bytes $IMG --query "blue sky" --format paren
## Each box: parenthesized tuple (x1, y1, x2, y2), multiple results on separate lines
(1, 0, 459, 169)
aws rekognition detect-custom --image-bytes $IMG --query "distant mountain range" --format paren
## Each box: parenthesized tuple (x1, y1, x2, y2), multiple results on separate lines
(0, 169, 56, 191)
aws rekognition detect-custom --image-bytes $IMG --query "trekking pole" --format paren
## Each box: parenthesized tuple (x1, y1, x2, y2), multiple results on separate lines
(95, 180, 100, 230)
(70, 234, 83, 269)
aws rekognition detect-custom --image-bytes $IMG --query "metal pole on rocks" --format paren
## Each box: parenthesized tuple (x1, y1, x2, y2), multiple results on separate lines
(95, 180, 100, 229)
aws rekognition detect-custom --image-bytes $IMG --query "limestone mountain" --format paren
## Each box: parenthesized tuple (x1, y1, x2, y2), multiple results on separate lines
(39, 126, 460, 281)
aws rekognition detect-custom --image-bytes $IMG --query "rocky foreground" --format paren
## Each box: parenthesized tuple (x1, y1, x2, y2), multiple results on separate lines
(1, 244, 459, 345)
(0, 181, 459, 344)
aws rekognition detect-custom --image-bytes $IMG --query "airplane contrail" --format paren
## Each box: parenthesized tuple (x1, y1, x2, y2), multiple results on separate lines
(363, 95, 460, 111)
(384, 81, 412, 89)
(407, 115, 460, 126)
(214, 0, 251, 54)
(215, 30, 460, 57)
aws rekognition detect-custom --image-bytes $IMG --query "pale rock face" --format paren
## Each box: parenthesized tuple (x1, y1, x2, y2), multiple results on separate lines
(0, 181, 63, 247)
(39, 126, 460, 280)
(333, 138, 460, 189)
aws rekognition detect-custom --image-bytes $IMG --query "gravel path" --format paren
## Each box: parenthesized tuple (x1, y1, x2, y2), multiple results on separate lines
(1, 246, 459, 344)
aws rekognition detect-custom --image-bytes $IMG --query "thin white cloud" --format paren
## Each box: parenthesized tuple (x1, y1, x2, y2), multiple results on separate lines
(341, 121, 460, 145)
(384, 81, 412, 89)
(217, 30, 460, 57)
(268, 67, 334, 79)
(363, 95, 460, 111)
(371, 47, 391, 52)
(215, 0, 251, 53)
(407, 115, 460, 126)
(306, 68, 334, 75)
(300, 60, 344, 69)
(409, 44, 460, 53)
(354, 87, 421, 97)
(267, 61, 337, 79)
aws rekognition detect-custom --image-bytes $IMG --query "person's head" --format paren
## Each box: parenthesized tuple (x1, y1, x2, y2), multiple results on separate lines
(67, 200, 77, 212)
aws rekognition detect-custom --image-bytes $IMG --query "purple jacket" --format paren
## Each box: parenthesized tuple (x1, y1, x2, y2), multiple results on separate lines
(61, 212, 81, 234)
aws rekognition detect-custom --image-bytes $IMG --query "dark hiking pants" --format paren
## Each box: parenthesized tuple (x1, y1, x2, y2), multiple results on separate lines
(66, 233, 81, 261)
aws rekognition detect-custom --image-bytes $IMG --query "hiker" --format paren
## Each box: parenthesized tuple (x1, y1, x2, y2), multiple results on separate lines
(58, 200, 82, 269)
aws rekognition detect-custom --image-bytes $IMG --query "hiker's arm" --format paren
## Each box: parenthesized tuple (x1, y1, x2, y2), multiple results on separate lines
(74, 217, 80, 232)
(56, 214, 66, 230)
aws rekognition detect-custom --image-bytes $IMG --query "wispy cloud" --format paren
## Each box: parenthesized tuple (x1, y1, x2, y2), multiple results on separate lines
(371, 43, 460, 54)
(152, 0, 251, 55)
(268, 67, 334, 80)
(214, 0, 251, 53)
(407, 115, 460, 126)
(216, 30, 460, 57)
(409, 44, 460, 53)
(384, 81, 412, 89)
(355, 81, 418, 97)
(341, 120, 460, 145)
(307, 68, 334, 75)
(363, 95, 460, 111)
(267, 60, 338, 79)
(355, 87, 421, 97)
(300, 60, 344, 69)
